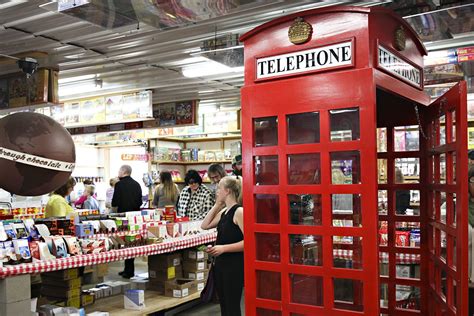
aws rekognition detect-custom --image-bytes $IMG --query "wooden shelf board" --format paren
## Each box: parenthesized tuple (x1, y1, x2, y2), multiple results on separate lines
(152, 160, 232, 165)
(85, 291, 201, 316)
(156, 135, 241, 142)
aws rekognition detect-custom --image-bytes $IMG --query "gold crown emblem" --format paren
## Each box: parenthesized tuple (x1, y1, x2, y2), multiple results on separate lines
(288, 17, 312, 45)
(394, 26, 406, 51)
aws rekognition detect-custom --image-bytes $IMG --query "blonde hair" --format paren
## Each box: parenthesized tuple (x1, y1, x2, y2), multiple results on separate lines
(159, 171, 178, 202)
(220, 176, 242, 204)
(86, 185, 96, 196)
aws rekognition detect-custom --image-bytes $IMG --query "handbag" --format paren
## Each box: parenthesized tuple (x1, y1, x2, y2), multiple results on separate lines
(200, 257, 216, 303)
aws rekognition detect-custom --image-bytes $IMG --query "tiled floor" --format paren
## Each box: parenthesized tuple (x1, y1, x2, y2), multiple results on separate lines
(105, 260, 246, 315)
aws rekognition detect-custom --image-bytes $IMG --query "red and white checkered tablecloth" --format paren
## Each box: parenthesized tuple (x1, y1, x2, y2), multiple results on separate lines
(333, 249, 420, 264)
(0, 231, 217, 278)
(79, 229, 149, 240)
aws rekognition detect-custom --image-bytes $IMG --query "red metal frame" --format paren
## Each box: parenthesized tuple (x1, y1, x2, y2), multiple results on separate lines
(241, 6, 467, 316)
(421, 82, 468, 316)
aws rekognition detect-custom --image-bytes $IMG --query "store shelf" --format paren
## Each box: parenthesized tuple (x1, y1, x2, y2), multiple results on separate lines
(0, 102, 63, 116)
(0, 231, 216, 278)
(152, 160, 232, 165)
(85, 290, 201, 316)
(158, 135, 241, 142)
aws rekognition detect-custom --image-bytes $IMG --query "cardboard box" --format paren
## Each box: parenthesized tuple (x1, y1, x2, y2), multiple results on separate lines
(131, 279, 148, 291)
(183, 260, 208, 272)
(147, 280, 165, 294)
(42, 276, 81, 289)
(196, 280, 206, 292)
(42, 268, 79, 280)
(164, 279, 196, 298)
(147, 225, 168, 239)
(124, 289, 145, 310)
(184, 269, 209, 281)
(41, 285, 80, 299)
(148, 252, 181, 270)
(38, 304, 64, 316)
(96, 263, 109, 277)
(56, 295, 81, 308)
(0, 274, 31, 303)
(183, 250, 208, 261)
(149, 265, 183, 281)
(81, 292, 95, 307)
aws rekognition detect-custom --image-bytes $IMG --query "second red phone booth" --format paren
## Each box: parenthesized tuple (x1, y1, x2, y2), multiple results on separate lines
(240, 6, 468, 316)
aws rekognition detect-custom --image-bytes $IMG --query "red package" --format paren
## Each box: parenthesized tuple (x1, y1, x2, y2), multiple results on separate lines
(396, 231, 410, 247)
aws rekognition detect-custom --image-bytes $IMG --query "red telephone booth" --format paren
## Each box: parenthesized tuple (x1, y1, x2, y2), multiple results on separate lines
(240, 6, 468, 316)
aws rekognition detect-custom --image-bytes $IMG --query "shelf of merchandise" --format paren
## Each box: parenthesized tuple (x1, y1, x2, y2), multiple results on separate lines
(0, 102, 63, 116)
(0, 231, 216, 278)
(158, 134, 241, 142)
(152, 160, 232, 165)
(85, 290, 201, 316)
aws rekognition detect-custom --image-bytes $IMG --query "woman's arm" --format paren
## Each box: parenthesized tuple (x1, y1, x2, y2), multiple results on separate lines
(201, 202, 225, 230)
(207, 240, 244, 256)
(207, 207, 244, 256)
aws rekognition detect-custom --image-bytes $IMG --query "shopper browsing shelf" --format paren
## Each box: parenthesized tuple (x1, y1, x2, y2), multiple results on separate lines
(152, 171, 179, 208)
(83, 185, 100, 211)
(231, 154, 242, 177)
(207, 163, 227, 199)
(112, 165, 142, 279)
(111, 165, 142, 213)
(73, 179, 94, 208)
(45, 177, 76, 218)
(201, 176, 244, 316)
(177, 170, 215, 220)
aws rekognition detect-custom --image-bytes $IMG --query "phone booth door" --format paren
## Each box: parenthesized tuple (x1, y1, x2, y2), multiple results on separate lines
(241, 66, 380, 315)
(422, 82, 468, 316)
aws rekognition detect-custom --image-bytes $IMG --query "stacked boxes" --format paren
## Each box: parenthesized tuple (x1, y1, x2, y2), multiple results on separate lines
(41, 268, 81, 308)
(0, 275, 32, 315)
(147, 252, 182, 294)
(182, 249, 209, 293)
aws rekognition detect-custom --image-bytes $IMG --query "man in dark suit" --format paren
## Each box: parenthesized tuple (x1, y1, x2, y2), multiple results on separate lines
(112, 164, 142, 278)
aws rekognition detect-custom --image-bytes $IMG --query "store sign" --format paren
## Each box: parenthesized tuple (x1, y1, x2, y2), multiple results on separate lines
(121, 154, 149, 162)
(255, 40, 353, 80)
(377, 45, 422, 89)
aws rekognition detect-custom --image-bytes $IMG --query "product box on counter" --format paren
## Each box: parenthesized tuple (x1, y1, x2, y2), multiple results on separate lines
(166, 223, 180, 238)
(124, 289, 145, 311)
(75, 224, 94, 238)
(130, 277, 148, 291)
(148, 225, 168, 239)
(164, 279, 197, 298)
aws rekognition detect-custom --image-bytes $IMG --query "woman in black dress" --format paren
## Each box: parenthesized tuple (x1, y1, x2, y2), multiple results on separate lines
(201, 176, 244, 316)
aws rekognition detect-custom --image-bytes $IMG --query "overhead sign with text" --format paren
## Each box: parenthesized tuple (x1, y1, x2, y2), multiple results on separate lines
(377, 45, 423, 89)
(256, 40, 354, 81)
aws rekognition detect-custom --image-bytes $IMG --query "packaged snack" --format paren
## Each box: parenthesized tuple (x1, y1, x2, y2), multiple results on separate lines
(52, 236, 69, 258)
(63, 236, 82, 256)
(410, 229, 420, 248)
(395, 231, 410, 247)
(13, 239, 31, 263)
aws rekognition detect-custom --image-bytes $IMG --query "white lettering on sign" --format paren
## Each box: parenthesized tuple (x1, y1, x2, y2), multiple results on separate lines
(0, 147, 75, 172)
(378, 46, 421, 88)
(256, 41, 353, 80)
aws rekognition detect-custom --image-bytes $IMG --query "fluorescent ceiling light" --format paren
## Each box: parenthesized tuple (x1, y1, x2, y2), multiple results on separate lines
(58, 74, 97, 84)
(182, 58, 243, 78)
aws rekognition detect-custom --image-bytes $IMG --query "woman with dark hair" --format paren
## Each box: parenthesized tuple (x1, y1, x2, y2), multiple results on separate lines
(177, 170, 215, 220)
(45, 177, 77, 217)
(152, 171, 179, 208)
